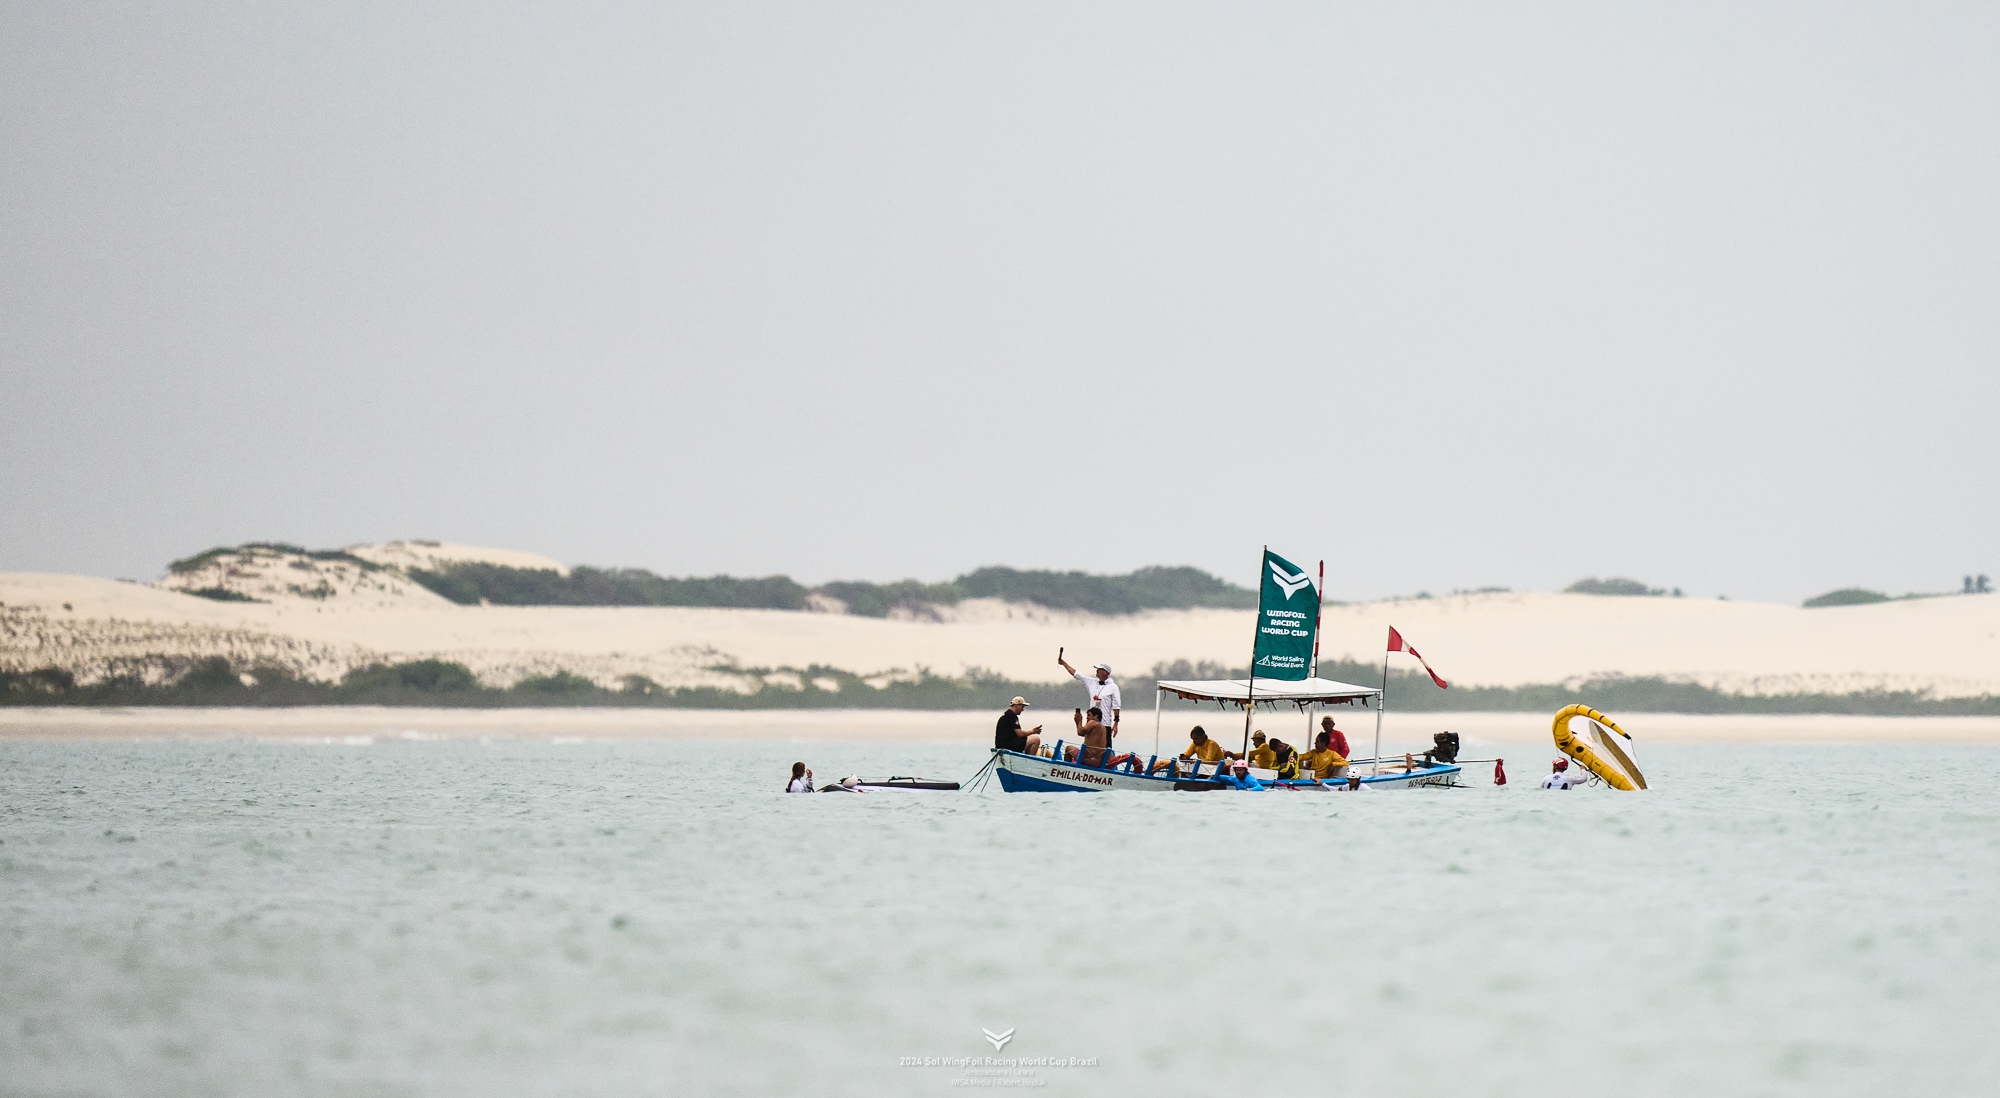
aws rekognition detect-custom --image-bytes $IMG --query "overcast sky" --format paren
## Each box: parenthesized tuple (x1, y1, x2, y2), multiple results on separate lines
(3, 3, 1995, 604)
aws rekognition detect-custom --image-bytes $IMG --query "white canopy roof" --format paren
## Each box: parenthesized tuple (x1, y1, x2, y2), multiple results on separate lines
(1155, 677, 1380, 706)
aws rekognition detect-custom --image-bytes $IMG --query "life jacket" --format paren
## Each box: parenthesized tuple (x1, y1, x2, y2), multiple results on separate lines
(1272, 746, 1300, 779)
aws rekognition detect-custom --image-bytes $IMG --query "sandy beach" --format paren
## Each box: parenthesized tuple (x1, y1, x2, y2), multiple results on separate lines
(5, 706, 1998, 746)
(6, 550, 2000, 699)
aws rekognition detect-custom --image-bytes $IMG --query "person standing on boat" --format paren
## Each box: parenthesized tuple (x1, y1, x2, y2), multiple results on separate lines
(1057, 654, 1121, 745)
(1319, 716, 1351, 764)
(995, 696, 1043, 756)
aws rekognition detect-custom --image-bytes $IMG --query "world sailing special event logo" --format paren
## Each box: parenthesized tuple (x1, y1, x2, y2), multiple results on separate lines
(895, 1028, 1100, 1087)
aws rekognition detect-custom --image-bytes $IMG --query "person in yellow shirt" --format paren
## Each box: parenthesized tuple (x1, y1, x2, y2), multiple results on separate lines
(1152, 726, 1226, 776)
(1298, 729, 1350, 780)
(1246, 731, 1276, 771)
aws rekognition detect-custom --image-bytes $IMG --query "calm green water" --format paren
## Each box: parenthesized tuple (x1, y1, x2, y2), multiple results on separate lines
(2, 736, 1996, 1097)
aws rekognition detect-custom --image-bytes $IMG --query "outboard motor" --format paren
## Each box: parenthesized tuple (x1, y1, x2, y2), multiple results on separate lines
(1425, 731, 1460, 765)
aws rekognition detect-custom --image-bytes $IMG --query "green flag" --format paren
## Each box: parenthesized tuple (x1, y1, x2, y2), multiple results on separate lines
(1251, 549, 1319, 681)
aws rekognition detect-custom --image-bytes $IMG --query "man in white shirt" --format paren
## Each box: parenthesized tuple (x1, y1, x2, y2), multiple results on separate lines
(1056, 653, 1121, 741)
(1540, 758, 1587, 789)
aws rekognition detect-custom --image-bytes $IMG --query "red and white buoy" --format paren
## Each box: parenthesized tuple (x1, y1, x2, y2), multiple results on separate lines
(1494, 758, 1507, 786)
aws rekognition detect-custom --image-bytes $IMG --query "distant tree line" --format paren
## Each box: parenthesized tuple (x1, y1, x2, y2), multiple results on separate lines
(1565, 577, 1682, 597)
(168, 543, 381, 575)
(403, 563, 1258, 617)
(8, 656, 1998, 716)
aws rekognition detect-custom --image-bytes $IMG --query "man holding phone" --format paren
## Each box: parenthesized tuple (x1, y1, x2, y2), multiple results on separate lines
(1056, 652, 1121, 744)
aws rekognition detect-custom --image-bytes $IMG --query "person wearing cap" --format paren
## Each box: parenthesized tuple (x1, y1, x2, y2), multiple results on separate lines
(1299, 729, 1350, 780)
(1541, 757, 1583, 789)
(1319, 716, 1351, 763)
(1220, 756, 1266, 790)
(995, 697, 1043, 755)
(1246, 731, 1276, 771)
(1056, 653, 1121, 744)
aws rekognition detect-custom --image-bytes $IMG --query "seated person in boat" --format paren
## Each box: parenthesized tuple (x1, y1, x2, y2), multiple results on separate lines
(994, 696, 1043, 755)
(1299, 730, 1350, 780)
(1267, 738, 1300, 779)
(1221, 757, 1266, 790)
(1063, 706, 1112, 766)
(1151, 725, 1227, 775)
(1246, 731, 1276, 771)
(1420, 731, 1460, 767)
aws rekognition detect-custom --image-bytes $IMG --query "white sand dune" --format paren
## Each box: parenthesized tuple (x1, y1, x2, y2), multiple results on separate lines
(4, 543, 1998, 696)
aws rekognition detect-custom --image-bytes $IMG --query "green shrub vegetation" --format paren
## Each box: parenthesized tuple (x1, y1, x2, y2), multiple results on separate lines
(7, 656, 1997, 716)
(401, 561, 1255, 616)
(168, 543, 382, 575)
(406, 563, 813, 609)
(1565, 577, 1678, 597)
(181, 587, 264, 603)
(1802, 587, 1893, 608)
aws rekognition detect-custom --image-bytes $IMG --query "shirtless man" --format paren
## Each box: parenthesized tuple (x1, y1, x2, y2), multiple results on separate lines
(1064, 706, 1112, 766)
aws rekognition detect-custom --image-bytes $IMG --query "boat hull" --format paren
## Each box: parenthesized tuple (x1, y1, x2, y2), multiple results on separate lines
(988, 750, 1460, 792)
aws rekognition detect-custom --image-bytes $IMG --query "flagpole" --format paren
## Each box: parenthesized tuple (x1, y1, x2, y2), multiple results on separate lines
(1241, 547, 1266, 762)
(1373, 630, 1389, 777)
(1308, 559, 1323, 767)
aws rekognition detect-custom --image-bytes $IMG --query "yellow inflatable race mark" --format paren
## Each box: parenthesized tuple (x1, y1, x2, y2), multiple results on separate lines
(1550, 704, 1647, 790)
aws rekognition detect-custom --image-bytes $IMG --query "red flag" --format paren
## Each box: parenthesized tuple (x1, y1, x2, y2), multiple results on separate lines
(1387, 627, 1449, 689)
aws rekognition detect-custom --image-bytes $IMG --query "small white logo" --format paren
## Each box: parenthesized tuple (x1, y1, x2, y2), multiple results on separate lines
(1269, 563, 1314, 599)
(983, 1027, 1015, 1052)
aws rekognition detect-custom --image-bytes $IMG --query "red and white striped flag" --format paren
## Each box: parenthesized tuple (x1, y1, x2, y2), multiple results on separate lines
(1387, 627, 1449, 689)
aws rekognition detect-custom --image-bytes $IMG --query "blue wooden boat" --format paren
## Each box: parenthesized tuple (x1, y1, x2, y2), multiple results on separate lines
(988, 747, 1462, 792)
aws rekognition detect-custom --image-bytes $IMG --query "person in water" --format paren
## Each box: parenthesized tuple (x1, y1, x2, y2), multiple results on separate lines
(1221, 757, 1265, 790)
(995, 696, 1043, 755)
(1064, 706, 1112, 766)
(1246, 731, 1275, 771)
(1299, 730, 1350, 780)
(1153, 725, 1227, 775)
(786, 762, 814, 792)
(1541, 757, 1585, 789)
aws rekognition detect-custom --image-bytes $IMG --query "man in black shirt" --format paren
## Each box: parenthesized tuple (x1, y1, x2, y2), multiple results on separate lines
(994, 696, 1043, 755)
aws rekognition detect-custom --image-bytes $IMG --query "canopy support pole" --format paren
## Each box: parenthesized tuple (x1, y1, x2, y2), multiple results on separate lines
(1372, 643, 1389, 776)
(1154, 687, 1163, 757)
(1242, 546, 1266, 759)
